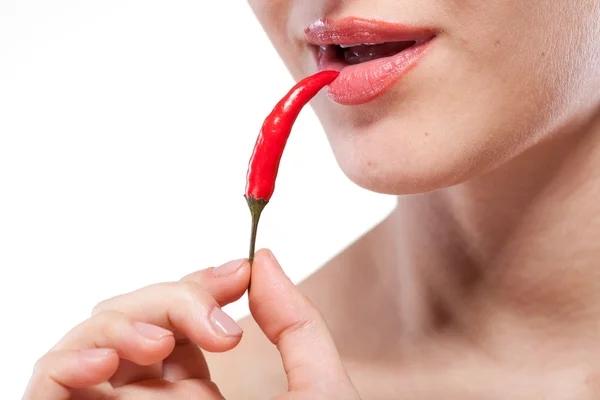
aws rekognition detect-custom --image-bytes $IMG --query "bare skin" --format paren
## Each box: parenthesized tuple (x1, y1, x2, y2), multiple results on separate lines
(26, 0, 600, 398)
(26, 112, 600, 399)
(204, 0, 600, 393)
(25, 114, 600, 399)
(24, 250, 359, 399)
(208, 111, 600, 399)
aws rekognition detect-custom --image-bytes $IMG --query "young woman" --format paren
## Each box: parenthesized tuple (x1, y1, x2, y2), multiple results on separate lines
(25, 1, 600, 398)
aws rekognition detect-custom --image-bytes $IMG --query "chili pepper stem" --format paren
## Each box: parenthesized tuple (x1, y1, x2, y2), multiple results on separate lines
(246, 196, 268, 266)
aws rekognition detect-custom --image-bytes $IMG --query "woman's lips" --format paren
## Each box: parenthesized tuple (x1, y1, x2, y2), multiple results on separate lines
(317, 42, 433, 105)
(305, 18, 436, 105)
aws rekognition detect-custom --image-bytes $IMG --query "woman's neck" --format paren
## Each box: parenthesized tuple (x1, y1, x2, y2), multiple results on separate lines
(387, 110, 600, 350)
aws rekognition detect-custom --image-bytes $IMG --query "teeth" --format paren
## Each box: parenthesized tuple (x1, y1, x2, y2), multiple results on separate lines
(338, 43, 383, 48)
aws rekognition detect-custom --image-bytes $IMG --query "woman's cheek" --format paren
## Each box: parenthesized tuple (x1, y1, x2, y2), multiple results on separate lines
(247, 0, 290, 34)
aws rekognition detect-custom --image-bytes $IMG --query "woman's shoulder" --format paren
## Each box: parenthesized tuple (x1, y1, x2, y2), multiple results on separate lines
(205, 313, 287, 399)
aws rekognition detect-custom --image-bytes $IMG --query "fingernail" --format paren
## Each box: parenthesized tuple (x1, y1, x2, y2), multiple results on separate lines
(210, 307, 243, 337)
(79, 348, 115, 360)
(212, 259, 245, 277)
(134, 322, 173, 341)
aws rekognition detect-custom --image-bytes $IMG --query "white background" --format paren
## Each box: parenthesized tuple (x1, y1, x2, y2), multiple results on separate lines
(0, 1, 395, 396)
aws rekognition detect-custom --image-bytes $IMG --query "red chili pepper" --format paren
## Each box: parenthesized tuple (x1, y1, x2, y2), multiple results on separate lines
(245, 70, 339, 264)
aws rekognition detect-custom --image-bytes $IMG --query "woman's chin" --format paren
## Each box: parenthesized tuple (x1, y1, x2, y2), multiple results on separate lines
(337, 157, 469, 196)
(331, 136, 496, 196)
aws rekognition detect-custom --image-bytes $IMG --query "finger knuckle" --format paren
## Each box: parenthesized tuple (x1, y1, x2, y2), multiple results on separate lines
(91, 282, 168, 315)
(178, 280, 209, 306)
(89, 310, 130, 336)
(274, 317, 317, 346)
(91, 309, 127, 324)
(32, 356, 47, 373)
(91, 299, 112, 315)
(92, 293, 130, 315)
(33, 352, 56, 375)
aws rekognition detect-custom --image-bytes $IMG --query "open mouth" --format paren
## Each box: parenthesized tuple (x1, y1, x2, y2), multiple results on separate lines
(304, 17, 436, 105)
(332, 41, 419, 65)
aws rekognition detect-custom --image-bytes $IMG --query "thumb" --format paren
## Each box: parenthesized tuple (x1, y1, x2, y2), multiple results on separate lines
(249, 249, 358, 397)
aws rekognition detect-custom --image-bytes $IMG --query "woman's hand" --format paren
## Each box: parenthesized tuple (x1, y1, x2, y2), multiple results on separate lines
(24, 249, 359, 399)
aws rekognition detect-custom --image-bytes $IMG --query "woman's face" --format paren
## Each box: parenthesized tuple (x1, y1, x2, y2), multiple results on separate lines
(248, 0, 600, 194)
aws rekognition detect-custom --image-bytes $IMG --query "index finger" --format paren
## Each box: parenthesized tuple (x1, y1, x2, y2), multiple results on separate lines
(66, 259, 250, 353)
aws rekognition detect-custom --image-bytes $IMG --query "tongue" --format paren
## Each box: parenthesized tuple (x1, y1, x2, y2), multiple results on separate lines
(343, 41, 416, 65)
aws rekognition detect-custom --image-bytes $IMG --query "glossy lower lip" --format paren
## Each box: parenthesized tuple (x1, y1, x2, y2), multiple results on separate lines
(305, 18, 436, 105)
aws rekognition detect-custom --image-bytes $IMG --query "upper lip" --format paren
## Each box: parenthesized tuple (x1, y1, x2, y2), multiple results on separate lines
(304, 17, 435, 46)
